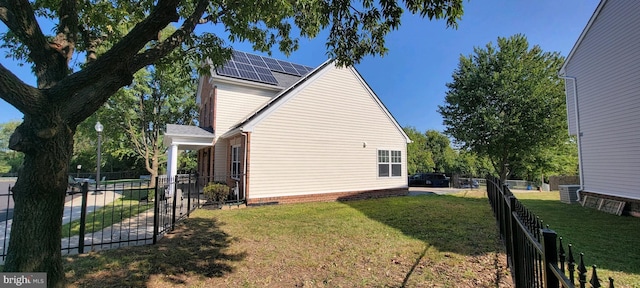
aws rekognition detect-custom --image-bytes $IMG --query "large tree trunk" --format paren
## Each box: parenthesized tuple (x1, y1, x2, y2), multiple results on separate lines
(148, 156, 159, 188)
(5, 115, 74, 288)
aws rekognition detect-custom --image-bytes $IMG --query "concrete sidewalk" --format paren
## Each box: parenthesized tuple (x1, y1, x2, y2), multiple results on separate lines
(0, 189, 122, 262)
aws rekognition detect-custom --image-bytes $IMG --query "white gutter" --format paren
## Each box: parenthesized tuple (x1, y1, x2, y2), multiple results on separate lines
(558, 75, 584, 201)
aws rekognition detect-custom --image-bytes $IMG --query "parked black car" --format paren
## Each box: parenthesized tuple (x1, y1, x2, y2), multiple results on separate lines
(67, 175, 82, 194)
(408, 173, 450, 187)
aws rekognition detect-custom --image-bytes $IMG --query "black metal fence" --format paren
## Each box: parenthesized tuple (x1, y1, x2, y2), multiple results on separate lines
(0, 173, 228, 263)
(486, 176, 614, 288)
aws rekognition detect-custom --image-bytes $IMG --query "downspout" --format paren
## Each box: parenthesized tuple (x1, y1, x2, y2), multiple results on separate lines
(558, 75, 584, 201)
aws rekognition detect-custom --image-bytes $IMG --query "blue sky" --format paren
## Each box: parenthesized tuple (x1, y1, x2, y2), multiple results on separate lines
(0, 0, 599, 133)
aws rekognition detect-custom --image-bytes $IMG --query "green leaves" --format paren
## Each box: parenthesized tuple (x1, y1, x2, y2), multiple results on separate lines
(0, 121, 24, 174)
(439, 34, 570, 180)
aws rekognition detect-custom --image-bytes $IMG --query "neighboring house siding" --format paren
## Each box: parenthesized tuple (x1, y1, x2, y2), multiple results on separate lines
(564, 79, 577, 136)
(213, 81, 278, 136)
(248, 65, 407, 198)
(563, 0, 640, 200)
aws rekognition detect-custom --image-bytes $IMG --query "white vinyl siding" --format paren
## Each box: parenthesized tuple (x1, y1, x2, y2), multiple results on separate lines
(213, 139, 228, 177)
(248, 65, 408, 198)
(213, 82, 277, 136)
(562, 0, 640, 200)
(564, 79, 577, 136)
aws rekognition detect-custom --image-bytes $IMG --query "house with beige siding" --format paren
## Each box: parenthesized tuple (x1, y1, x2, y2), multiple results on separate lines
(559, 0, 640, 215)
(165, 51, 410, 204)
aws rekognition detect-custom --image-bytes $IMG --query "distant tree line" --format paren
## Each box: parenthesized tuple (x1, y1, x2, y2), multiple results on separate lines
(404, 126, 494, 177)
(404, 126, 577, 181)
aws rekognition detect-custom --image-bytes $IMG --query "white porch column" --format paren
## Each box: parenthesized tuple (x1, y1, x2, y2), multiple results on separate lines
(166, 144, 179, 197)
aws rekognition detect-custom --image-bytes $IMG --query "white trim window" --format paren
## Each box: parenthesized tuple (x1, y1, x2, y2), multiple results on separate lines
(231, 145, 240, 179)
(378, 150, 402, 177)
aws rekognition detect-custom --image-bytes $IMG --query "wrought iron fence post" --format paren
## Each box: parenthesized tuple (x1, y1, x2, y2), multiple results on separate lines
(568, 244, 576, 285)
(78, 182, 89, 254)
(541, 227, 559, 288)
(578, 253, 587, 288)
(171, 175, 178, 231)
(187, 173, 192, 217)
(608, 277, 614, 288)
(508, 195, 521, 286)
(590, 265, 601, 288)
(195, 172, 200, 208)
(153, 176, 159, 244)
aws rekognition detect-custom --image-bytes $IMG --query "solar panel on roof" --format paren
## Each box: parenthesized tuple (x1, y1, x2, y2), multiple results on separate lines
(249, 58, 267, 67)
(257, 72, 278, 84)
(277, 60, 299, 75)
(238, 69, 259, 80)
(291, 63, 309, 75)
(263, 58, 284, 72)
(218, 65, 239, 78)
(235, 62, 254, 72)
(246, 54, 263, 61)
(216, 50, 315, 85)
(253, 66, 271, 75)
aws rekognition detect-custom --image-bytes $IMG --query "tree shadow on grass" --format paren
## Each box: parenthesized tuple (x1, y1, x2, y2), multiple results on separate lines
(338, 193, 502, 256)
(64, 217, 246, 287)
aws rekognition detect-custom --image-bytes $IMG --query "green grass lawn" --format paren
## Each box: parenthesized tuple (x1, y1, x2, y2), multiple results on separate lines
(61, 190, 640, 287)
(514, 191, 640, 286)
(64, 193, 511, 287)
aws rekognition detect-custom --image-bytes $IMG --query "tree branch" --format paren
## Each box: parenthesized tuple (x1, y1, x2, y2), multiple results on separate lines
(51, 0, 79, 64)
(52, 0, 183, 122)
(130, 0, 209, 71)
(0, 0, 49, 64)
(0, 0, 68, 88)
(0, 63, 42, 115)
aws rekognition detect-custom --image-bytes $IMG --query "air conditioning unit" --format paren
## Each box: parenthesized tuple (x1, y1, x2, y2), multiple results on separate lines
(559, 185, 580, 204)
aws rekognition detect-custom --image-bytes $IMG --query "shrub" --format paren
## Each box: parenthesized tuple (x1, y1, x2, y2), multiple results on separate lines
(203, 182, 230, 205)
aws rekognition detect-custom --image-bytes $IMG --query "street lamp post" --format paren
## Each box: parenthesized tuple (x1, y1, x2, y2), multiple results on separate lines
(95, 121, 104, 188)
(76, 164, 82, 178)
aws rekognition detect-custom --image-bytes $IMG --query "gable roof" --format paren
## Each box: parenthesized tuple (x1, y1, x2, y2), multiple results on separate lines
(163, 124, 215, 150)
(559, 0, 607, 75)
(222, 60, 411, 144)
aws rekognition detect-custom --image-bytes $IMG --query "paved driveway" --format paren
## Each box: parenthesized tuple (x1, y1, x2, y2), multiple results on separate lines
(408, 186, 481, 196)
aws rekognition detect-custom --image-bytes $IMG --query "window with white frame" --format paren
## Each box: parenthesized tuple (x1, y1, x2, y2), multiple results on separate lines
(231, 146, 240, 179)
(378, 150, 402, 177)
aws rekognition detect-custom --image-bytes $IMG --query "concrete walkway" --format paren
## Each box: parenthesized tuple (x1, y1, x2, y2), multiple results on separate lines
(408, 186, 478, 195)
(0, 190, 122, 262)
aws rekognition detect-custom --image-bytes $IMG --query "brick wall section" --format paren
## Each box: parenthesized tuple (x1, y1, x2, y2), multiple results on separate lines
(580, 191, 640, 217)
(247, 188, 409, 205)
